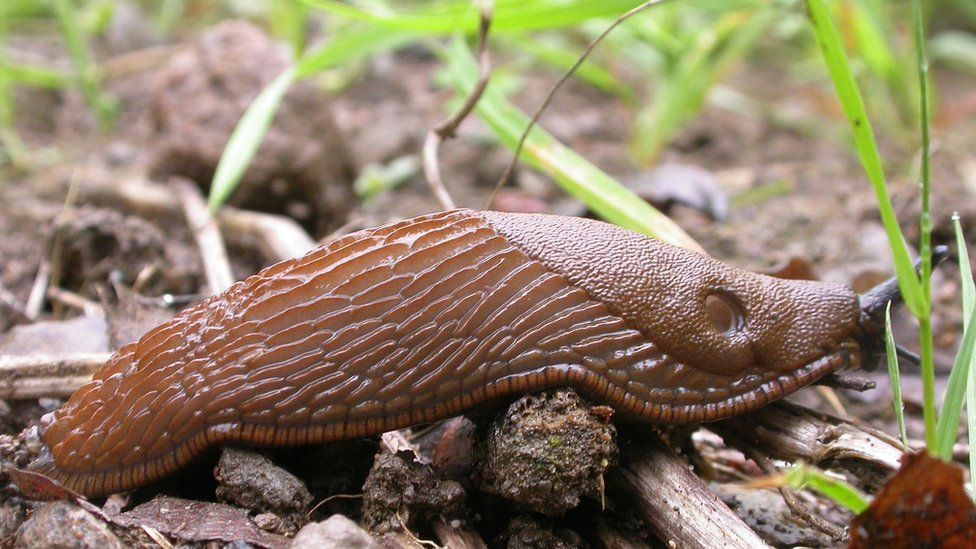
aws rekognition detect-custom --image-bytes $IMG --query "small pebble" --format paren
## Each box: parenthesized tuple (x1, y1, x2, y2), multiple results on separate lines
(214, 447, 312, 533)
(15, 501, 122, 549)
(290, 514, 379, 549)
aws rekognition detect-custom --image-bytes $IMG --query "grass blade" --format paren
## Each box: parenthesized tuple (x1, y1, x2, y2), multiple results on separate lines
(208, 67, 297, 212)
(805, 0, 923, 318)
(443, 36, 701, 251)
(783, 463, 869, 514)
(0, 62, 70, 89)
(294, 25, 416, 77)
(50, 0, 115, 130)
(911, 0, 939, 459)
(806, 0, 937, 451)
(303, 0, 647, 33)
(631, 7, 771, 165)
(935, 304, 976, 461)
(506, 35, 636, 102)
(884, 303, 908, 449)
(955, 215, 976, 497)
(209, 26, 416, 210)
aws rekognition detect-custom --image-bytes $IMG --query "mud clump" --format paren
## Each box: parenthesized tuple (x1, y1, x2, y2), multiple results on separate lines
(360, 449, 466, 534)
(214, 447, 313, 533)
(149, 20, 354, 234)
(478, 389, 617, 516)
(502, 515, 584, 548)
(47, 205, 192, 296)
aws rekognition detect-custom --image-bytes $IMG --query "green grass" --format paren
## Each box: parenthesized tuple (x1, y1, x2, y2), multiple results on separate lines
(884, 304, 909, 449)
(784, 463, 869, 514)
(442, 35, 700, 250)
(805, 0, 976, 465)
(208, 24, 417, 212)
(805, 0, 936, 449)
(271, 0, 311, 56)
(51, 0, 115, 130)
(211, 0, 784, 210)
(955, 215, 976, 501)
(302, 0, 653, 33)
(629, 5, 773, 165)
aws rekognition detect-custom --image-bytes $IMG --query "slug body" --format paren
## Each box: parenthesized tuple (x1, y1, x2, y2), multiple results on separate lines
(31, 209, 868, 496)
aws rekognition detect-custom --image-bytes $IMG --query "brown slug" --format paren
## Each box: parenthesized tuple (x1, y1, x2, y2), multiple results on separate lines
(26, 209, 898, 496)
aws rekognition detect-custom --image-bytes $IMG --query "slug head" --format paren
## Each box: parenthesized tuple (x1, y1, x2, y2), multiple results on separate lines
(485, 212, 864, 394)
(584, 253, 864, 380)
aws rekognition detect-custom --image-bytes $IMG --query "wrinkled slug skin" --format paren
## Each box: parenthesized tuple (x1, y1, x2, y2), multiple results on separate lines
(32, 209, 862, 496)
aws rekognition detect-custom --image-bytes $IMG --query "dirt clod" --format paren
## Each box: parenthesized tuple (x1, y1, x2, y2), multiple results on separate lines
(502, 515, 584, 548)
(149, 20, 354, 234)
(48, 205, 171, 295)
(478, 389, 617, 517)
(214, 447, 313, 533)
(361, 449, 466, 534)
(15, 501, 123, 549)
(290, 514, 380, 549)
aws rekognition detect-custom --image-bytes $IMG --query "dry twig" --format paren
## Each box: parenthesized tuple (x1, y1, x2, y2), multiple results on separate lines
(422, 2, 493, 210)
(713, 400, 903, 474)
(45, 287, 101, 316)
(171, 177, 234, 294)
(746, 446, 846, 539)
(0, 353, 110, 399)
(71, 177, 314, 264)
(24, 260, 50, 321)
(608, 429, 769, 548)
(218, 208, 315, 261)
(433, 519, 487, 549)
(489, 0, 672, 206)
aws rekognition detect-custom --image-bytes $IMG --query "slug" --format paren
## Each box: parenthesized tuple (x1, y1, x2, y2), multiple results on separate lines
(26, 209, 896, 496)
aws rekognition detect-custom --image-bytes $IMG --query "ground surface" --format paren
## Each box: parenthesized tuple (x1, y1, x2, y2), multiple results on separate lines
(1, 7, 975, 548)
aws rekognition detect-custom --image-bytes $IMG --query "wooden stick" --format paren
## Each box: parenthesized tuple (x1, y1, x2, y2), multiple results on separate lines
(46, 287, 102, 316)
(0, 353, 110, 399)
(433, 519, 487, 549)
(171, 178, 234, 294)
(71, 178, 315, 264)
(608, 429, 769, 548)
(24, 260, 50, 321)
(217, 208, 315, 262)
(422, 3, 492, 211)
(712, 400, 903, 473)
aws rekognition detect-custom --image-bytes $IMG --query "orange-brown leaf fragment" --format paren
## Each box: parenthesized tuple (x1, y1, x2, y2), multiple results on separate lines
(850, 451, 976, 548)
(8, 467, 82, 502)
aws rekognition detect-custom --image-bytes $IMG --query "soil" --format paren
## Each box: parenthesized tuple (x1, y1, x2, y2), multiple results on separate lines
(1, 6, 975, 549)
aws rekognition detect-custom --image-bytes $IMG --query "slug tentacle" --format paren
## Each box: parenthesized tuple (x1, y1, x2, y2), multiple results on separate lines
(28, 209, 865, 496)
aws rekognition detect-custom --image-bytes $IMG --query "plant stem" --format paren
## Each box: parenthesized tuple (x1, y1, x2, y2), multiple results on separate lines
(912, 0, 936, 453)
(919, 316, 937, 450)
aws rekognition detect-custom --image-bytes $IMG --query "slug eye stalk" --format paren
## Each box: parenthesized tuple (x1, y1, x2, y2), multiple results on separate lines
(856, 244, 949, 369)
